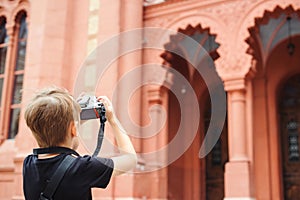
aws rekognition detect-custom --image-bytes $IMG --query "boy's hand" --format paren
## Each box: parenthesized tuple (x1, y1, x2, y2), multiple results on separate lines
(97, 96, 114, 122)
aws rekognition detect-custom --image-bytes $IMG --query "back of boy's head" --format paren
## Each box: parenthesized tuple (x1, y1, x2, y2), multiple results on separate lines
(24, 87, 81, 148)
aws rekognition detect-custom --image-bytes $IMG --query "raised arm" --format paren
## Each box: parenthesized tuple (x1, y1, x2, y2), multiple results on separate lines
(98, 96, 137, 176)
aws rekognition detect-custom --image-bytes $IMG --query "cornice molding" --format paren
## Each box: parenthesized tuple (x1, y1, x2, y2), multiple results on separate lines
(145, 0, 237, 20)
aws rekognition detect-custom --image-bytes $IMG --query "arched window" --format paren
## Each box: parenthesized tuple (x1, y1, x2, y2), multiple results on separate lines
(0, 11, 28, 142)
(8, 11, 27, 139)
(0, 16, 8, 141)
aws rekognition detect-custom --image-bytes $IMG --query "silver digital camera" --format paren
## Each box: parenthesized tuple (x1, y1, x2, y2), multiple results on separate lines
(77, 95, 106, 121)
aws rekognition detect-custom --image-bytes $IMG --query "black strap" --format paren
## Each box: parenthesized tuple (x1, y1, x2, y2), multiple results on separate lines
(40, 155, 76, 200)
(92, 122, 105, 157)
(92, 106, 107, 157)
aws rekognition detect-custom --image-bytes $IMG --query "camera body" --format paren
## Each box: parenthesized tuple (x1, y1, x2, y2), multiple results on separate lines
(78, 95, 106, 121)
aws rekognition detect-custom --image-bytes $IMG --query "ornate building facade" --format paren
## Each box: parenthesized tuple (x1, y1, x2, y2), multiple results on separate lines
(0, 0, 300, 199)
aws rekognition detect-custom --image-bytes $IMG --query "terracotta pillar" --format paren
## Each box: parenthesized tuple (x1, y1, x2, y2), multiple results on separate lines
(229, 89, 248, 161)
(224, 79, 254, 200)
(113, 0, 144, 199)
(117, 0, 143, 134)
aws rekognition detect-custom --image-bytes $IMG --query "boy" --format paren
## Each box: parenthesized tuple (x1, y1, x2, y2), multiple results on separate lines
(23, 87, 137, 200)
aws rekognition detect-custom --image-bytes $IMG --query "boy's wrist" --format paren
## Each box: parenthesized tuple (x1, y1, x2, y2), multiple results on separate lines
(107, 115, 117, 125)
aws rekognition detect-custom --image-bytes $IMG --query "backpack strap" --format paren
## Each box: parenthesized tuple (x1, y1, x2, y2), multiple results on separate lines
(39, 155, 76, 200)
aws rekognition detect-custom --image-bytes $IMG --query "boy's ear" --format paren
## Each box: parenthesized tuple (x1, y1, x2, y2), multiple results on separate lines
(70, 121, 77, 137)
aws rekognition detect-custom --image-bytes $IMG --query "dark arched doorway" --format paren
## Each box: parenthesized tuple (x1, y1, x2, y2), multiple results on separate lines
(279, 74, 300, 200)
(162, 24, 227, 200)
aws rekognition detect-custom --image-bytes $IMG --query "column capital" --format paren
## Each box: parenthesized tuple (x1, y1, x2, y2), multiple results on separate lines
(224, 77, 246, 92)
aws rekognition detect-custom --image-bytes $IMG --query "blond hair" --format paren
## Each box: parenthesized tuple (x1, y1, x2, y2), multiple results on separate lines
(24, 87, 81, 147)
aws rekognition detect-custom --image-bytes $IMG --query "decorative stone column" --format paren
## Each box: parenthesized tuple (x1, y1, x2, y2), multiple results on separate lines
(224, 78, 254, 200)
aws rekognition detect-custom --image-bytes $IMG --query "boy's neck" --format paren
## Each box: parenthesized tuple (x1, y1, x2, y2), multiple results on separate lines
(37, 145, 75, 159)
(38, 153, 60, 159)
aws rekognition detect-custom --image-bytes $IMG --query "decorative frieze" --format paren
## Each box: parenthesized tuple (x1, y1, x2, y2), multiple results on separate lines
(145, 0, 300, 79)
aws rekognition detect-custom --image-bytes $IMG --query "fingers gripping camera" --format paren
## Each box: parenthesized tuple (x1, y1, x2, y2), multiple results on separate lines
(78, 95, 107, 123)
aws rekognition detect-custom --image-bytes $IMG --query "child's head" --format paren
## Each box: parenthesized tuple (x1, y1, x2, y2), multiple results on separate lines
(24, 87, 81, 148)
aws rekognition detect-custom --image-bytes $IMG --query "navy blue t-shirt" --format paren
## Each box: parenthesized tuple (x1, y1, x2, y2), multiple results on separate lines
(23, 148, 114, 200)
